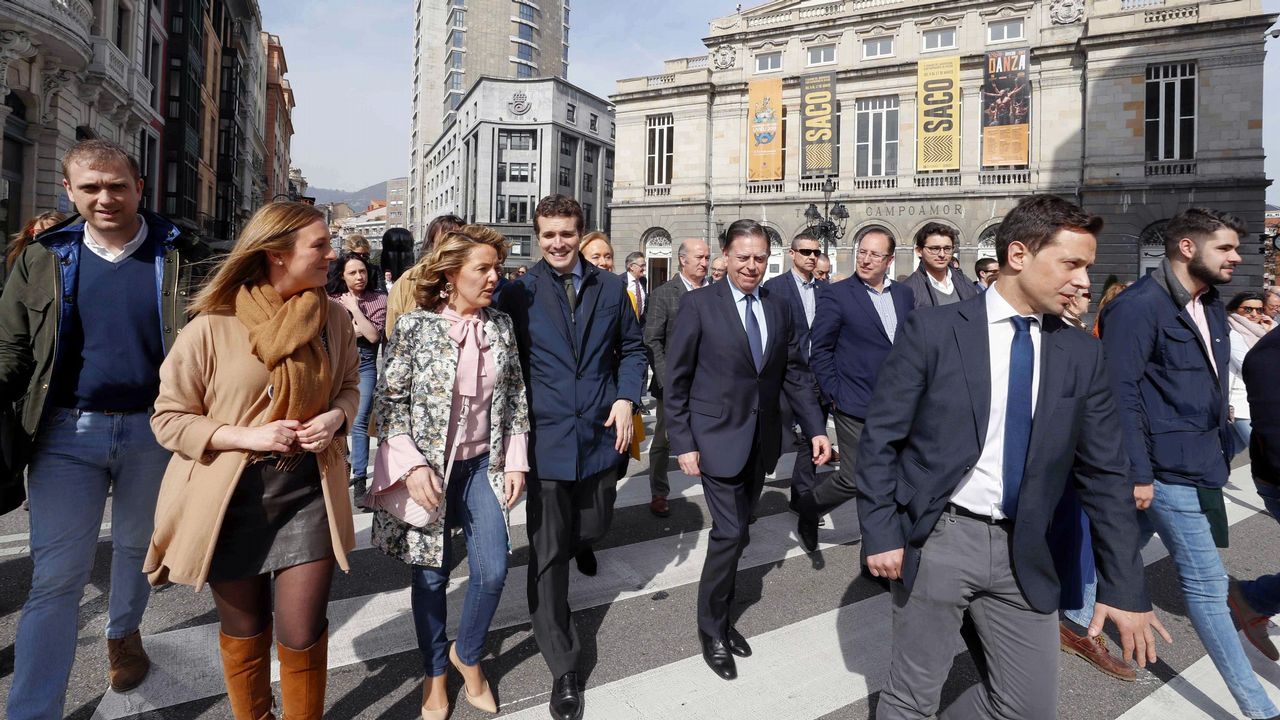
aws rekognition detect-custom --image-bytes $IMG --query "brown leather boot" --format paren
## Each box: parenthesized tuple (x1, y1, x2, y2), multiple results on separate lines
(107, 630, 151, 692)
(1059, 622, 1137, 681)
(277, 627, 328, 719)
(220, 625, 276, 720)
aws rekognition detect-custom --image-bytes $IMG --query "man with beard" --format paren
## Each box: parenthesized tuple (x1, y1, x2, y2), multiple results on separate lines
(1095, 208, 1279, 720)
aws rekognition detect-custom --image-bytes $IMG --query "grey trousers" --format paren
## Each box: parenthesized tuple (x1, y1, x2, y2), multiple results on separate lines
(877, 511, 1059, 720)
(649, 397, 670, 497)
(812, 411, 864, 511)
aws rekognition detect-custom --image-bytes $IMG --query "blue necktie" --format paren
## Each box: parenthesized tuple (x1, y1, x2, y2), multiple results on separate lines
(745, 295, 764, 373)
(1002, 316, 1034, 519)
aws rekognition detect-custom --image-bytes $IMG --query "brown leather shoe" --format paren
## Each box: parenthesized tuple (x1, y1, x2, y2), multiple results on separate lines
(107, 630, 151, 692)
(1059, 623, 1136, 681)
(1229, 579, 1280, 661)
(649, 495, 670, 518)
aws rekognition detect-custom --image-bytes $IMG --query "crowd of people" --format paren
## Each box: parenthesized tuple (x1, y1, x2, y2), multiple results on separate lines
(2, 137, 1280, 720)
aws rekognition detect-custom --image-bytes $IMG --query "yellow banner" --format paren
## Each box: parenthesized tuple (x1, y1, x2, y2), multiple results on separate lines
(801, 73, 838, 176)
(916, 56, 960, 172)
(748, 78, 784, 182)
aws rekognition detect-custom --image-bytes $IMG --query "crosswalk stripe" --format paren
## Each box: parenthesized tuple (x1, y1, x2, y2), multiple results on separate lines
(90, 492, 861, 718)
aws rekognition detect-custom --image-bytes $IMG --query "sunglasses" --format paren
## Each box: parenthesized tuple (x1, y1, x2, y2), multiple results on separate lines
(1241, 306, 1265, 315)
(792, 248, 821, 257)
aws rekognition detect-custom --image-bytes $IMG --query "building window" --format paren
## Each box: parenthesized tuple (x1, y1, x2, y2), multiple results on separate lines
(856, 97, 898, 177)
(987, 19, 1024, 44)
(583, 172, 593, 187)
(863, 36, 893, 59)
(567, 103, 577, 123)
(560, 136, 576, 156)
(499, 129, 536, 150)
(755, 51, 782, 73)
(515, 43, 534, 61)
(509, 162, 531, 182)
(496, 194, 506, 221)
(584, 143, 597, 164)
(646, 113, 674, 186)
(605, 150, 614, 169)
(807, 44, 836, 66)
(610, 122, 616, 140)
(449, 73, 463, 91)
(509, 235, 530, 256)
(517, 3, 537, 22)
(1146, 63, 1196, 162)
(509, 196, 530, 223)
(589, 113, 598, 132)
(517, 23, 534, 42)
(515, 63, 534, 78)
(583, 203, 593, 224)
(449, 30, 464, 48)
(922, 28, 957, 52)
(452, 9, 465, 28)
(558, 166, 572, 186)
(604, 179, 613, 195)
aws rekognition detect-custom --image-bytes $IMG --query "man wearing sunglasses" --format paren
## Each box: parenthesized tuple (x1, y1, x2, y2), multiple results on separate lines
(763, 232, 829, 521)
(902, 222, 979, 308)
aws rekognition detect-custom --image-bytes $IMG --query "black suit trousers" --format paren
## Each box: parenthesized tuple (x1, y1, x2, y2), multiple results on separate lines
(526, 465, 620, 678)
(779, 393, 821, 499)
(697, 439, 764, 640)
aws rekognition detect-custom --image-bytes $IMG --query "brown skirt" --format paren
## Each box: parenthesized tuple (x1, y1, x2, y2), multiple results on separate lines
(207, 453, 332, 583)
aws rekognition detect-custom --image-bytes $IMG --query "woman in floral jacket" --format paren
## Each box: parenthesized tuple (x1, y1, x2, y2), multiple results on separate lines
(369, 224, 529, 719)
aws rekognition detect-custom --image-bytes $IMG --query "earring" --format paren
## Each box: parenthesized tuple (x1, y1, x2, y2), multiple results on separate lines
(439, 281, 454, 299)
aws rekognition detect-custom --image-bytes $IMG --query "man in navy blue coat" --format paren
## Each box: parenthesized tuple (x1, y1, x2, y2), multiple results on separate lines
(854, 195, 1168, 719)
(800, 228, 914, 551)
(665, 220, 832, 681)
(761, 230, 828, 516)
(497, 195, 646, 720)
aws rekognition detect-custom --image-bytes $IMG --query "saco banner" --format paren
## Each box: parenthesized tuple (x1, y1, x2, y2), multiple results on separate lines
(800, 73, 838, 177)
(916, 56, 960, 172)
(748, 78, 784, 181)
(982, 48, 1030, 167)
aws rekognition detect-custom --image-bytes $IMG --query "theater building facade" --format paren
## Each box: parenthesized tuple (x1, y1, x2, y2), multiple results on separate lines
(608, 0, 1271, 289)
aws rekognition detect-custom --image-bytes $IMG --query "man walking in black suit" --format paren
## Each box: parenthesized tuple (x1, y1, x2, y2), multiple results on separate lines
(643, 238, 711, 517)
(762, 230, 827, 517)
(666, 219, 832, 681)
(856, 195, 1170, 719)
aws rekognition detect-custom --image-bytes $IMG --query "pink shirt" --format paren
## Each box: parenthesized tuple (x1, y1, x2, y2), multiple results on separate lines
(1185, 291, 1219, 377)
(379, 308, 529, 486)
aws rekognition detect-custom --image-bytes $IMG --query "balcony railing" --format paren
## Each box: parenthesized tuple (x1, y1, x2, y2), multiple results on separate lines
(43, 0, 93, 36)
(799, 179, 840, 192)
(853, 177, 898, 190)
(88, 37, 130, 93)
(913, 172, 962, 188)
(1145, 160, 1197, 176)
(745, 181, 784, 194)
(1120, 0, 1164, 8)
(131, 67, 154, 108)
(978, 170, 1031, 185)
(643, 186, 671, 197)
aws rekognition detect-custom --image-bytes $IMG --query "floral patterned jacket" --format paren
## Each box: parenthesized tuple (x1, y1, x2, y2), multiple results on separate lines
(371, 307, 530, 566)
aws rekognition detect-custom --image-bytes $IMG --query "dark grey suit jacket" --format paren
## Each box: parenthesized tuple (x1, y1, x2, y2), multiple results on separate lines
(853, 294, 1150, 614)
(643, 275, 698, 396)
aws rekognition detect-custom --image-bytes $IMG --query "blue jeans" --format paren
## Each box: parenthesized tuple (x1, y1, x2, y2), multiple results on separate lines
(1233, 418, 1253, 457)
(8, 408, 172, 720)
(410, 454, 509, 676)
(351, 347, 377, 480)
(1241, 480, 1280, 616)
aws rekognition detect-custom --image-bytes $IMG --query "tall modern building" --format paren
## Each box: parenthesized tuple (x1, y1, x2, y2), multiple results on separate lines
(408, 0, 571, 239)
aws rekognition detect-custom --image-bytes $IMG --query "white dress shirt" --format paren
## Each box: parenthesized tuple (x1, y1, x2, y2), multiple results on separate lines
(679, 272, 707, 292)
(627, 272, 646, 315)
(949, 283, 1043, 519)
(83, 216, 149, 263)
(728, 281, 769, 354)
(790, 269, 818, 327)
(926, 269, 955, 296)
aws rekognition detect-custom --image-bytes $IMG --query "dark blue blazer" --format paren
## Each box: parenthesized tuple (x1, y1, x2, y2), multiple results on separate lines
(665, 280, 825, 479)
(760, 271, 827, 363)
(1245, 326, 1280, 484)
(497, 257, 647, 482)
(808, 278, 914, 420)
(1099, 274, 1233, 489)
(853, 294, 1149, 614)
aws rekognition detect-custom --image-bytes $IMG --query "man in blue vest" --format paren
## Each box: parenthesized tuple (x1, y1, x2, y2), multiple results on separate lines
(0, 139, 208, 720)
(498, 195, 647, 720)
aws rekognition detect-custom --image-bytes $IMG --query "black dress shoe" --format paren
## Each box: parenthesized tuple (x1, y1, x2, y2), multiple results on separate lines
(726, 626, 752, 658)
(798, 513, 819, 553)
(550, 671, 584, 720)
(575, 547, 597, 576)
(699, 631, 738, 680)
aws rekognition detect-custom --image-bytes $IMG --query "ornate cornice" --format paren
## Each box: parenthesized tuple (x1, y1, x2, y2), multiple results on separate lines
(40, 64, 79, 124)
(0, 29, 39, 97)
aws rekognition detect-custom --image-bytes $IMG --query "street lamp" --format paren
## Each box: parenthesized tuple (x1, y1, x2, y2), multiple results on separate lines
(802, 177, 849, 256)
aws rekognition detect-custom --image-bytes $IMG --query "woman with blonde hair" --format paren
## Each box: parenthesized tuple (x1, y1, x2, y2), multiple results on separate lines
(370, 224, 530, 719)
(386, 214, 465, 335)
(1091, 281, 1128, 338)
(145, 201, 361, 719)
(5, 211, 65, 279)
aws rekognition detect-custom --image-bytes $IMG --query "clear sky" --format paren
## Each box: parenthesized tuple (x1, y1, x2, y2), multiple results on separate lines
(266, 0, 1279, 203)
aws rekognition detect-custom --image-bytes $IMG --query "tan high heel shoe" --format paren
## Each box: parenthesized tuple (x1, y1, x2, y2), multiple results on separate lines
(449, 643, 498, 714)
(420, 674, 450, 720)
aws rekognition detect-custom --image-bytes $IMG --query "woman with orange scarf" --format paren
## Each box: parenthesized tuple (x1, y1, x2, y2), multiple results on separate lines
(145, 202, 361, 719)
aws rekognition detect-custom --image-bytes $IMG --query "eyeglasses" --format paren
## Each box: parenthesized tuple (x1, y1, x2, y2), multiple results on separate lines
(792, 248, 821, 257)
(1240, 306, 1266, 315)
(922, 245, 954, 256)
(856, 249, 890, 261)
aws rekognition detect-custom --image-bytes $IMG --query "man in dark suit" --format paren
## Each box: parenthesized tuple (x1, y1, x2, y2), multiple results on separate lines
(622, 250, 648, 324)
(642, 238, 711, 517)
(900, 222, 980, 308)
(800, 228, 914, 551)
(497, 195, 647, 720)
(1097, 208, 1278, 719)
(665, 219, 832, 681)
(761, 230, 828, 516)
(856, 195, 1169, 719)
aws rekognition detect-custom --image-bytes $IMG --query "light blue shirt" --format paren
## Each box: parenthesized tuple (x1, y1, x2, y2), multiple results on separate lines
(791, 269, 818, 328)
(862, 276, 898, 342)
(728, 280, 769, 353)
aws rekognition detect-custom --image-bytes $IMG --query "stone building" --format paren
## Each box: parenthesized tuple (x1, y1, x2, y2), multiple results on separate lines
(386, 175, 407, 228)
(1, 0, 162, 234)
(609, 0, 1271, 290)
(262, 31, 292, 201)
(408, 0, 571, 240)
(421, 76, 614, 268)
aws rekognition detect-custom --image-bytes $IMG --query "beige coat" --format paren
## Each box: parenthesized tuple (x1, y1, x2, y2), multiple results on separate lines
(144, 303, 362, 589)
(385, 263, 425, 337)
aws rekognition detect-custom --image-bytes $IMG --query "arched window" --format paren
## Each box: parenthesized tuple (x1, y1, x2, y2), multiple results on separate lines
(1139, 220, 1168, 277)
(977, 224, 999, 260)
